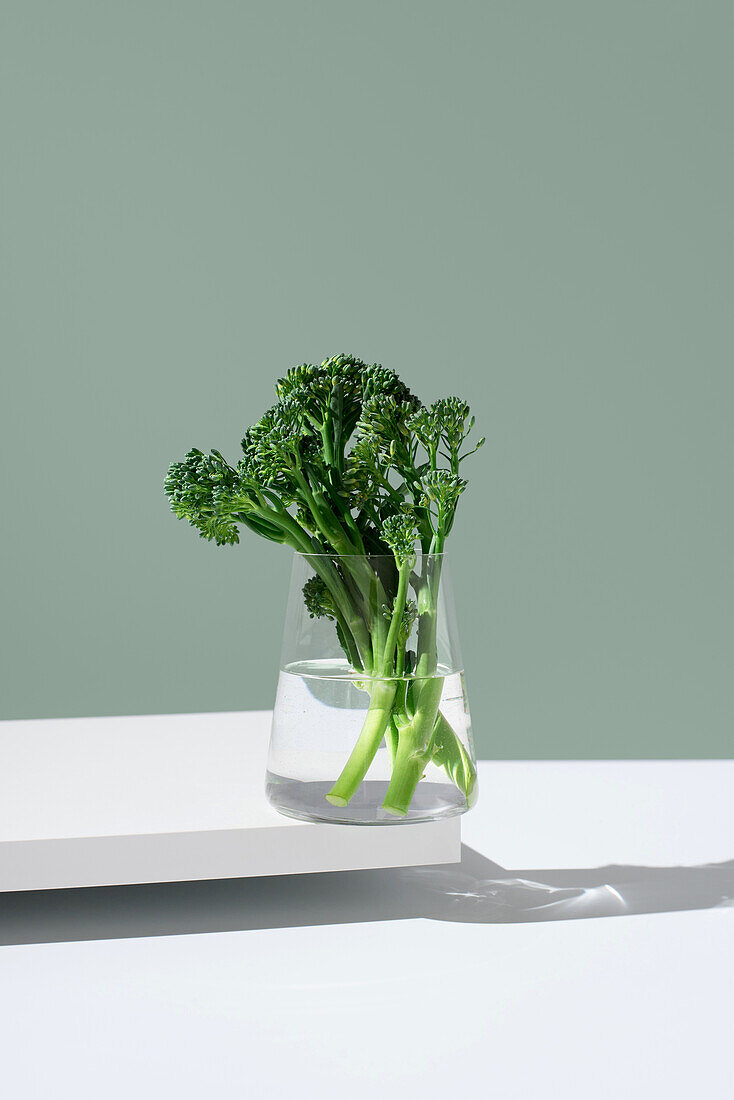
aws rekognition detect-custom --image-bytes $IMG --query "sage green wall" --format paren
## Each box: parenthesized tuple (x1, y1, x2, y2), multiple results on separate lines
(2, 1, 732, 758)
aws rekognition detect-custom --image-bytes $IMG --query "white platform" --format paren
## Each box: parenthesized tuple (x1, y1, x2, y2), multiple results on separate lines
(0, 711, 460, 892)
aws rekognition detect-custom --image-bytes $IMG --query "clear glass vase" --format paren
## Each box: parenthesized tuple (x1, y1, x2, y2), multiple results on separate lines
(265, 552, 477, 825)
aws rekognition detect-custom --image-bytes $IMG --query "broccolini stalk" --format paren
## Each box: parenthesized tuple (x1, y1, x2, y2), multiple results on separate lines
(382, 472, 470, 814)
(325, 514, 416, 807)
(164, 354, 483, 816)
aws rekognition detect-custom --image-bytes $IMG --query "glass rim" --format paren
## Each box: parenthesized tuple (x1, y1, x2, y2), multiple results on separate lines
(294, 549, 446, 561)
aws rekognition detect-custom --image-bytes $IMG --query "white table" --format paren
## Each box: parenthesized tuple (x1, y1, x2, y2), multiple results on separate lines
(0, 720, 732, 1100)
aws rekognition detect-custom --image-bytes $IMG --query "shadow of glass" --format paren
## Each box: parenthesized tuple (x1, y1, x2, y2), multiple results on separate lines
(408, 846, 734, 923)
(1, 845, 732, 946)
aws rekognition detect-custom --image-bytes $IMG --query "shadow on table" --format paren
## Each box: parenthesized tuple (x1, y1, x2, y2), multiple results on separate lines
(2, 846, 732, 945)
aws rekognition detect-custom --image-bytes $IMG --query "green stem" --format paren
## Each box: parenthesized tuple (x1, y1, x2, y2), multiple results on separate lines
(293, 469, 353, 556)
(385, 714, 399, 770)
(325, 678, 397, 806)
(380, 561, 410, 677)
(303, 554, 373, 671)
(325, 551, 410, 807)
(382, 554, 445, 815)
(382, 675, 444, 815)
(431, 710, 478, 806)
(414, 554, 443, 680)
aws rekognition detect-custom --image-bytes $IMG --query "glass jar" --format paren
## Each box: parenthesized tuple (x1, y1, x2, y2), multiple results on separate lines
(265, 552, 477, 825)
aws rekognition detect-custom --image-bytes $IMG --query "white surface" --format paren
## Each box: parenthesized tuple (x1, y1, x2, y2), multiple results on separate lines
(0, 759, 731, 1100)
(463, 759, 734, 867)
(0, 712, 460, 890)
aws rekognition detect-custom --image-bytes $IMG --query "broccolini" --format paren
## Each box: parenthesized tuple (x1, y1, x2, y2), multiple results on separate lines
(165, 354, 483, 815)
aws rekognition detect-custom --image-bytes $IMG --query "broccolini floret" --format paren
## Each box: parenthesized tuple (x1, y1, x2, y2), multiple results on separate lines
(302, 575, 336, 620)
